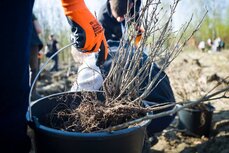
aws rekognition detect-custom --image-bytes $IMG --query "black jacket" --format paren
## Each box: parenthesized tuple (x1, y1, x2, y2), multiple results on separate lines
(98, 0, 141, 41)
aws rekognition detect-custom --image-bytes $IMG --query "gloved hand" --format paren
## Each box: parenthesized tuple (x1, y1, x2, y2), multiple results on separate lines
(61, 0, 108, 66)
(135, 26, 145, 47)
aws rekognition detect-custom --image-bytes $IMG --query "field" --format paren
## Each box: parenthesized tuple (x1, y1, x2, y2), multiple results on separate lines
(150, 49, 229, 153)
(32, 49, 229, 153)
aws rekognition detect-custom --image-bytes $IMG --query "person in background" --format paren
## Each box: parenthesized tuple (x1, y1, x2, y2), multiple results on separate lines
(219, 39, 225, 50)
(212, 37, 221, 52)
(46, 34, 59, 71)
(0, 0, 108, 152)
(98, 0, 142, 42)
(215, 37, 225, 52)
(207, 38, 213, 51)
(30, 13, 43, 100)
(198, 40, 205, 52)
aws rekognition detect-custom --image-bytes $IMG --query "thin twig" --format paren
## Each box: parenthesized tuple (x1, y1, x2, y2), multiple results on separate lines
(100, 86, 229, 132)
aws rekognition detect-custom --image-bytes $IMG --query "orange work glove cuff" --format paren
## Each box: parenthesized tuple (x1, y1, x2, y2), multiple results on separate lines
(61, 0, 86, 14)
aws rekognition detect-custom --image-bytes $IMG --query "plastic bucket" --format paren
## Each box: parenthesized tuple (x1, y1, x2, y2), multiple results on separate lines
(177, 103, 215, 137)
(27, 91, 149, 153)
(27, 43, 150, 153)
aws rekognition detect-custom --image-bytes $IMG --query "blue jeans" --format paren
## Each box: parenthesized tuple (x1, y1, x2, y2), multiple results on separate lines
(0, 0, 34, 152)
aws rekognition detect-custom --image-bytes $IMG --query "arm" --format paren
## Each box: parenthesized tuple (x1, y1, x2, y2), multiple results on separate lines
(32, 14, 42, 34)
(33, 20, 42, 34)
(56, 40, 60, 49)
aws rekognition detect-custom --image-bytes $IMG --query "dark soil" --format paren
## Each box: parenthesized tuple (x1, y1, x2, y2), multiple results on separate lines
(49, 98, 147, 132)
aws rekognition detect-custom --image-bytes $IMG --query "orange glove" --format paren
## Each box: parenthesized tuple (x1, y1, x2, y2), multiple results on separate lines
(135, 33, 142, 46)
(61, 0, 108, 65)
(135, 26, 144, 47)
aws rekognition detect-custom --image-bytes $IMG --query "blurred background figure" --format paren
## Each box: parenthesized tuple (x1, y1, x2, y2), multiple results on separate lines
(198, 40, 205, 52)
(207, 38, 213, 51)
(217, 37, 225, 51)
(212, 37, 223, 52)
(30, 12, 43, 100)
(46, 34, 59, 71)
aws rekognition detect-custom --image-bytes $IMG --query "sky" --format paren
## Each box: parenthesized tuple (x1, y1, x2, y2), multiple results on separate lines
(33, 0, 229, 33)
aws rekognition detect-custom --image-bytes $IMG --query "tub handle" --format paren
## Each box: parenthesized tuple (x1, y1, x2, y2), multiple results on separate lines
(28, 42, 74, 121)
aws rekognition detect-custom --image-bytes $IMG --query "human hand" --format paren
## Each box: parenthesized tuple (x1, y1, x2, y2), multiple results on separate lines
(61, 0, 108, 65)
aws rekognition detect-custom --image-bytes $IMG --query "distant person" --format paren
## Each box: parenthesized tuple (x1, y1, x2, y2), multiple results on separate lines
(216, 37, 222, 52)
(207, 38, 212, 46)
(198, 41, 205, 52)
(30, 13, 43, 100)
(212, 37, 222, 52)
(207, 38, 213, 51)
(46, 34, 59, 71)
(219, 39, 225, 51)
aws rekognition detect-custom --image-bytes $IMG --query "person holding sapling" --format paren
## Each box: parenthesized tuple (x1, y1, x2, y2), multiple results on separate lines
(98, 0, 176, 145)
(70, 0, 176, 146)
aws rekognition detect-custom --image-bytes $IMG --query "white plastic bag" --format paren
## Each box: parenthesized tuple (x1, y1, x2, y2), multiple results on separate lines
(71, 47, 103, 91)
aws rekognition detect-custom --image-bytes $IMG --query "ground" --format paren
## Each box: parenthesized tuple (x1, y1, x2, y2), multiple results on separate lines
(32, 49, 229, 153)
(150, 49, 229, 153)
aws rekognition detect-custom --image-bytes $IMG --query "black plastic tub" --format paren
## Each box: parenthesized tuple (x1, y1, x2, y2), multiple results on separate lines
(27, 91, 150, 153)
(177, 103, 215, 137)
